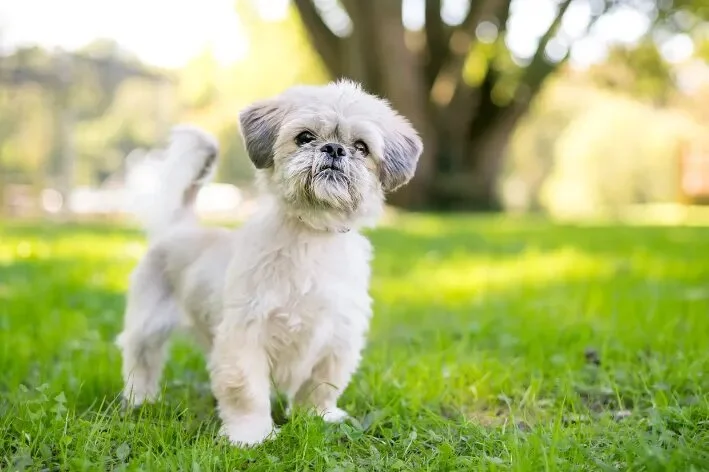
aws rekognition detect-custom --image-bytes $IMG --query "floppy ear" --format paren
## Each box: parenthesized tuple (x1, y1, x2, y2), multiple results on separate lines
(380, 120, 424, 192)
(238, 99, 284, 169)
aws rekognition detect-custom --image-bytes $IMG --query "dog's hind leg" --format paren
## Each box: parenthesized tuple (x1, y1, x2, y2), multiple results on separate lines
(116, 255, 179, 407)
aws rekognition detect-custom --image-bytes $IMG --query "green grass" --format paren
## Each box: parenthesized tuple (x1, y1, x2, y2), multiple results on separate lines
(2, 215, 709, 471)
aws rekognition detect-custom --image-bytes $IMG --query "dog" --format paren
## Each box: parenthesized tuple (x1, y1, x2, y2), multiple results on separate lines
(116, 79, 423, 447)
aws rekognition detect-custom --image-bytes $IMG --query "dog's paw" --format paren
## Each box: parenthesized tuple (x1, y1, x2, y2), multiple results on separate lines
(219, 417, 278, 448)
(121, 390, 158, 410)
(321, 407, 349, 423)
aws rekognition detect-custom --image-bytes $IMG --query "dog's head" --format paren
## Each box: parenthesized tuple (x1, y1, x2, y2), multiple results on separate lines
(238, 80, 423, 230)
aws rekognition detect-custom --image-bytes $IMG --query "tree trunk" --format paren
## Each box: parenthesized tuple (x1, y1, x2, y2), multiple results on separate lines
(293, 0, 567, 211)
(335, 0, 436, 209)
(430, 117, 518, 210)
(292, 0, 605, 211)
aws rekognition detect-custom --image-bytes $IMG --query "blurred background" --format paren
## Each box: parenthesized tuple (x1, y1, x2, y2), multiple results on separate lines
(1, 0, 708, 223)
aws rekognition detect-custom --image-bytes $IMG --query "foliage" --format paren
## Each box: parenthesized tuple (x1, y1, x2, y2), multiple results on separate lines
(587, 40, 676, 105)
(542, 95, 698, 218)
(502, 76, 704, 218)
(0, 2, 328, 194)
(0, 85, 54, 186)
(501, 77, 599, 212)
(2, 0, 709, 214)
(0, 42, 166, 191)
(2, 217, 709, 470)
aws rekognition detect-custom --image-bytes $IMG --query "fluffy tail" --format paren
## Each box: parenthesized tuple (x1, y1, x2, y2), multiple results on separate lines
(125, 125, 219, 241)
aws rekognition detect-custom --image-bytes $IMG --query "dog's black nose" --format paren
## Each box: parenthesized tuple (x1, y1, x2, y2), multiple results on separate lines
(320, 143, 346, 159)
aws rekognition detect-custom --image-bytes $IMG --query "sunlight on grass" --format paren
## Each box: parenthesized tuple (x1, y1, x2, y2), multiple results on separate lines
(1, 216, 709, 470)
(374, 247, 615, 306)
(0, 225, 144, 295)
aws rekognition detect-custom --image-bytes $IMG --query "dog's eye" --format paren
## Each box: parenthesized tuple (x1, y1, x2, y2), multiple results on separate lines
(354, 140, 369, 155)
(295, 131, 316, 146)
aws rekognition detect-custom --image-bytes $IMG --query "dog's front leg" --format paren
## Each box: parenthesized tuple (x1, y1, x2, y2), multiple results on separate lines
(293, 339, 363, 423)
(209, 317, 275, 447)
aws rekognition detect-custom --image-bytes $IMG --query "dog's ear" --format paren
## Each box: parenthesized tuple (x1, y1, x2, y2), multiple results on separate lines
(238, 99, 284, 169)
(380, 118, 423, 192)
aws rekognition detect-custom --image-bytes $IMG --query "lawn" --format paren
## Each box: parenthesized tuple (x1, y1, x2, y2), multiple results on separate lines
(1, 215, 709, 471)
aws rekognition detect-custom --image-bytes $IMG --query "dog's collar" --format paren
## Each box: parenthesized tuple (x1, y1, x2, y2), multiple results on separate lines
(297, 216, 350, 234)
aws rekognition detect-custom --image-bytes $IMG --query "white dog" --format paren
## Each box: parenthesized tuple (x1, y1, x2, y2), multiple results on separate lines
(116, 79, 423, 447)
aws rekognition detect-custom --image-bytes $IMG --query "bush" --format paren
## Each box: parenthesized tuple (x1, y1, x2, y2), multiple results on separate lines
(502, 78, 703, 219)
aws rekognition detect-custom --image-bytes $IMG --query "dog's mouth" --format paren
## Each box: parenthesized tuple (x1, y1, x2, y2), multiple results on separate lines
(301, 161, 360, 212)
(307, 164, 351, 192)
(312, 153, 346, 175)
(315, 164, 345, 176)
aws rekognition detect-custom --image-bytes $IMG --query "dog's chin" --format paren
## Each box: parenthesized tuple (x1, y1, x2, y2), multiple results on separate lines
(308, 169, 360, 212)
(315, 167, 343, 179)
(273, 171, 382, 231)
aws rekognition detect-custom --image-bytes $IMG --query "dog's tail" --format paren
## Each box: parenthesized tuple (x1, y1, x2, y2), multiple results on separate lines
(125, 125, 219, 241)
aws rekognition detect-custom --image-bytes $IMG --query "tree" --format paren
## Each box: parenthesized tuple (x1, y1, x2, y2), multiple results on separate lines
(289, 0, 707, 210)
(587, 40, 675, 106)
(0, 43, 168, 214)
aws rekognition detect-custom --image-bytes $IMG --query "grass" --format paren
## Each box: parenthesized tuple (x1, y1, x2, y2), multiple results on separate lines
(1, 214, 709, 471)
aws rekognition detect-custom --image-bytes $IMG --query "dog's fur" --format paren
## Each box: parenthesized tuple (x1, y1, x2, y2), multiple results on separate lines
(116, 80, 423, 447)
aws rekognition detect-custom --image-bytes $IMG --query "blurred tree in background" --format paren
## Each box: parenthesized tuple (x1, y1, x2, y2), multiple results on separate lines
(0, 40, 168, 213)
(588, 40, 675, 105)
(499, 0, 709, 218)
(0, 2, 327, 213)
(1, 0, 709, 218)
(292, 0, 709, 210)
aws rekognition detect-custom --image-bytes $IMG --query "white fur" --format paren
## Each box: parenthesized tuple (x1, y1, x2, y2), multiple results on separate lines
(116, 80, 422, 448)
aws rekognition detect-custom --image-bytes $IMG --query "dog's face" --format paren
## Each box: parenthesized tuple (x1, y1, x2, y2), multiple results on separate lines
(238, 80, 423, 228)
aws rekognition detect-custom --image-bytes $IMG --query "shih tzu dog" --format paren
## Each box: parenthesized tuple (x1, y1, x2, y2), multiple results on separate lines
(116, 79, 423, 447)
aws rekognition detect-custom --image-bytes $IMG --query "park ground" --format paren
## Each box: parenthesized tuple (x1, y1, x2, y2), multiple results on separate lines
(1, 215, 708, 471)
